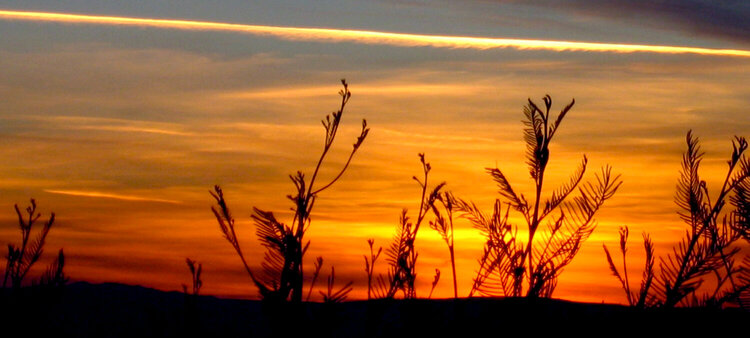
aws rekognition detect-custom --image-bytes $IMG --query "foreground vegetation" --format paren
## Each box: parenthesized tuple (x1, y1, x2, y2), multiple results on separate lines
(203, 80, 750, 308)
(2, 80, 749, 312)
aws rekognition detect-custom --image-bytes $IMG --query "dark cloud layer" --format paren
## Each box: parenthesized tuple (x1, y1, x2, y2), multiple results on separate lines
(498, 0, 750, 45)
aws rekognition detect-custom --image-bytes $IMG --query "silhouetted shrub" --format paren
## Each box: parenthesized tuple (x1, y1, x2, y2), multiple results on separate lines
(363, 238, 382, 300)
(457, 96, 621, 298)
(603, 225, 655, 308)
(211, 79, 368, 303)
(182, 258, 202, 297)
(608, 131, 750, 308)
(429, 191, 458, 298)
(381, 154, 445, 299)
(3, 199, 65, 289)
(319, 266, 353, 303)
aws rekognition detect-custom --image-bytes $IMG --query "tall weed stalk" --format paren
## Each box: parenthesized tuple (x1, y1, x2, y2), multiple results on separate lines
(608, 131, 750, 308)
(382, 154, 445, 299)
(211, 79, 369, 303)
(3, 199, 65, 289)
(458, 96, 621, 298)
(429, 191, 458, 298)
(603, 226, 655, 307)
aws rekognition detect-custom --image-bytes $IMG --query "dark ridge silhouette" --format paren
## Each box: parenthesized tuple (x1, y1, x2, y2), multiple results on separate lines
(1, 281, 745, 337)
(210, 79, 369, 303)
(455, 95, 622, 298)
(606, 131, 750, 308)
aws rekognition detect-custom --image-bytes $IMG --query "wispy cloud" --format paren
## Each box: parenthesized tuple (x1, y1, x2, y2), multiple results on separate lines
(497, 0, 750, 45)
(73, 125, 193, 136)
(44, 189, 182, 204)
(48, 116, 193, 136)
(220, 83, 484, 99)
(1, 10, 749, 56)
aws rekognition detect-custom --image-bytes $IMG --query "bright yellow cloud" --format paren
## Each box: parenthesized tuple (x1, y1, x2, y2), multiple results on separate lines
(1, 10, 750, 57)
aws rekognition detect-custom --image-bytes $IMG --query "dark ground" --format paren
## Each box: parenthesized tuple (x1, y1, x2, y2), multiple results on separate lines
(0, 282, 746, 337)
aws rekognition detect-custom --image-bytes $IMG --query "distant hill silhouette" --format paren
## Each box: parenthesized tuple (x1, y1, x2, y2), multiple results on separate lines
(1, 282, 746, 337)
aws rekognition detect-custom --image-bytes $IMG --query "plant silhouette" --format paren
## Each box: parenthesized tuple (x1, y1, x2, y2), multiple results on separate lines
(381, 154, 445, 299)
(458, 95, 621, 298)
(3, 199, 65, 289)
(211, 79, 369, 303)
(182, 257, 202, 297)
(306, 256, 324, 302)
(603, 225, 655, 308)
(427, 268, 440, 299)
(37, 248, 68, 288)
(181, 257, 202, 334)
(429, 191, 458, 298)
(363, 238, 382, 300)
(607, 131, 750, 308)
(319, 266, 353, 303)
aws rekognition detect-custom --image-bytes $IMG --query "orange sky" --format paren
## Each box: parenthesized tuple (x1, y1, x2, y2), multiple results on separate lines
(1, 6, 749, 304)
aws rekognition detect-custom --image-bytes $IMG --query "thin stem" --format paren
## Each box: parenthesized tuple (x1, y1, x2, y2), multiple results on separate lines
(622, 247, 632, 305)
(449, 245, 457, 299)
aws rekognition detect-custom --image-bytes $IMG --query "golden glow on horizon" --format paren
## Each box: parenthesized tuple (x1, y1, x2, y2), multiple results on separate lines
(2, 9, 748, 303)
(2, 10, 750, 57)
(44, 189, 182, 204)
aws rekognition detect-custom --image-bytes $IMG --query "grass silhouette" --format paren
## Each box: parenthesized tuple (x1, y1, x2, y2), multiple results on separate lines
(319, 266, 353, 303)
(606, 131, 750, 308)
(211, 79, 369, 303)
(3, 199, 65, 289)
(363, 238, 382, 300)
(380, 154, 445, 299)
(603, 225, 655, 308)
(429, 191, 458, 298)
(182, 258, 202, 297)
(457, 95, 622, 298)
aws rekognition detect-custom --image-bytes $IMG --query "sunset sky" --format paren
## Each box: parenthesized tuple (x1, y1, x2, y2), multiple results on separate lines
(1, 1, 749, 303)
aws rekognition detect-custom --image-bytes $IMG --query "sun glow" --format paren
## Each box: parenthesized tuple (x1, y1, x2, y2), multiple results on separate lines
(2, 10, 750, 57)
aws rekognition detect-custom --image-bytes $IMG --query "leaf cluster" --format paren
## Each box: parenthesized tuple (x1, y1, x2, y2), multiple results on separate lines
(605, 132, 750, 308)
(458, 96, 621, 298)
(3, 199, 65, 289)
(211, 80, 367, 303)
(379, 154, 445, 299)
(656, 132, 750, 308)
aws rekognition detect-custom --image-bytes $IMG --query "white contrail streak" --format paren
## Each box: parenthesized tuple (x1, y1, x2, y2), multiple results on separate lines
(1, 10, 749, 57)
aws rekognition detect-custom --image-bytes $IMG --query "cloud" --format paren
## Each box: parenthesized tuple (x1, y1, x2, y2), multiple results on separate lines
(51, 116, 194, 136)
(44, 189, 182, 204)
(0, 10, 749, 56)
(497, 0, 750, 45)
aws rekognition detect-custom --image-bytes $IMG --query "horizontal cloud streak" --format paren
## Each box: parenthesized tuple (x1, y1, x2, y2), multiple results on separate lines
(1, 10, 750, 57)
(498, 0, 750, 45)
(44, 189, 182, 204)
(73, 125, 193, 136)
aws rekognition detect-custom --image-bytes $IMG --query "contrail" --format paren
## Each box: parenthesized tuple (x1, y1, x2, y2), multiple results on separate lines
(2, 10, 750, 57)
